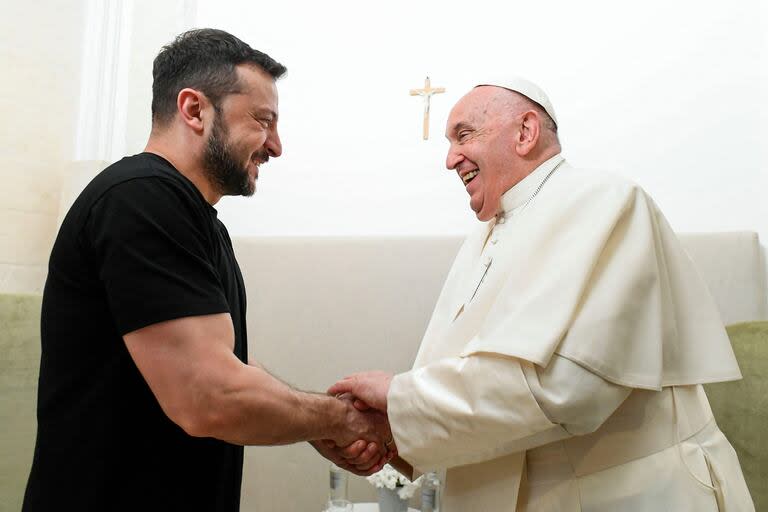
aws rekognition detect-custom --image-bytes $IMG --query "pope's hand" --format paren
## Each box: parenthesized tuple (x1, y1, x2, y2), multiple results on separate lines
(328, 371, 394, 413)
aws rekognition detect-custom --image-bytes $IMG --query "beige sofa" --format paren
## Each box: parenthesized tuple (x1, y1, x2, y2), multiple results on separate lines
(2, 232, 765, 512)
(232, 231, 767, 511)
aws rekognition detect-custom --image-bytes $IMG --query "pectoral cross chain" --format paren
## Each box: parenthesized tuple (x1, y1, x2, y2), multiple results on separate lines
(470, 259, 492, 303)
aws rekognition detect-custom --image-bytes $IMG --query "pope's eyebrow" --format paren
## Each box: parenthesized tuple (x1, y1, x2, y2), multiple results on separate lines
(446, 121, 473, 139)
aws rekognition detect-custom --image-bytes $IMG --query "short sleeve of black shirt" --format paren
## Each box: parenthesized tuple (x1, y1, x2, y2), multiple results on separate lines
(85, 164, 229, 335)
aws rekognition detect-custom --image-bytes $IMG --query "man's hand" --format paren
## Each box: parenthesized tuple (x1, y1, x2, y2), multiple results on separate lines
(328, 371, 394, 413)
(310, 439, 390, 476)
(331, 398, 392, 448)
(311, 394, 395, 475)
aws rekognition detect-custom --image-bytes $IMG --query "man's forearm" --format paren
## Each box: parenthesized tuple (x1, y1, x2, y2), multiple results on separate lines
(191, 361, 349, 446)
(124, 313, 373, 447)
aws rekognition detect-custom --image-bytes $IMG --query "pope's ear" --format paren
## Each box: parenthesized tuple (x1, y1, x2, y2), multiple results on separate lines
(515, 110, 541, 157)
(176, 88, 207, 134)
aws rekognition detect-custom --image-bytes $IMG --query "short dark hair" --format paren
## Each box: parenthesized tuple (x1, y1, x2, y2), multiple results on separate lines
(151, 28, 287, 125)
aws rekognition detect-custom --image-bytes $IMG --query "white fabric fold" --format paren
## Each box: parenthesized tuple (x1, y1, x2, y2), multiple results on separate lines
(388, 354, 562, 471)
(521, 354, 631, 436)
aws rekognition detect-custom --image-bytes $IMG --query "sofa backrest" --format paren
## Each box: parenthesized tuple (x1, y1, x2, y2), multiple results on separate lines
(677, 231, 767, 324)
(233, 236, 463, 508)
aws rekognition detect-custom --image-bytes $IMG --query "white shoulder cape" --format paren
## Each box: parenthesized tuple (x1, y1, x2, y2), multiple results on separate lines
(418, 164, 741, 390)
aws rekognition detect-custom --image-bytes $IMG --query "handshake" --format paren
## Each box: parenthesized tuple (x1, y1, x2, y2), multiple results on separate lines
(311, 371, 397, 476)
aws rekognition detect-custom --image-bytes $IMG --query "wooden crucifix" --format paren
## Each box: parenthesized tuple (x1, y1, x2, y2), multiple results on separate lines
(410, 76, 445, 140)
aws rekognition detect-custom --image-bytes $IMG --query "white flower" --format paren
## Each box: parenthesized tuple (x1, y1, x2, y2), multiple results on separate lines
(397, 475, 423, 500)
(366, 465, 424, 499)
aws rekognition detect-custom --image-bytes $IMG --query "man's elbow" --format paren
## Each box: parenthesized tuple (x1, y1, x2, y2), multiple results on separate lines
(163, 396, 231, 439)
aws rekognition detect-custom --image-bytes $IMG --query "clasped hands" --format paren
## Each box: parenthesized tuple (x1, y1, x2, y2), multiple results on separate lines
(312, 371, 395, 476)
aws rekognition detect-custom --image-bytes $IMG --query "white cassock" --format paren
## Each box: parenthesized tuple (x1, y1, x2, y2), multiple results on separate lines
(387, 154, 755, 511)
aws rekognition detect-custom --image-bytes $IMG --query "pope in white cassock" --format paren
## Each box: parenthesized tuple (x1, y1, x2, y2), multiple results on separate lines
(329, 78, 755, 511)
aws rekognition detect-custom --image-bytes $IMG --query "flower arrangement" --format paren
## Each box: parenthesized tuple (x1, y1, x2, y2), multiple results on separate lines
(366, 464, 423, 500)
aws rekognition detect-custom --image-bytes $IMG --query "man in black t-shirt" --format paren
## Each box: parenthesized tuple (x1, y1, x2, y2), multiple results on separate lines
(23, 29, 392, 512)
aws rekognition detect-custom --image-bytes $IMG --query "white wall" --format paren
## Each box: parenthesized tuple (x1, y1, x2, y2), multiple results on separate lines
(190, 0, 767, 243)
(0, 2, 86, 293)
(0, 0, 197, 293)
(3, 1, 765, 293)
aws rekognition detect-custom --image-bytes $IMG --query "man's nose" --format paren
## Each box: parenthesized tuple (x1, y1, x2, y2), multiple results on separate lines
(266, 130, 282, 158)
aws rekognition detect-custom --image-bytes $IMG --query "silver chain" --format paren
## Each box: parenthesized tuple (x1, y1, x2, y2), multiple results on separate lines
(499, 158, 565, 220)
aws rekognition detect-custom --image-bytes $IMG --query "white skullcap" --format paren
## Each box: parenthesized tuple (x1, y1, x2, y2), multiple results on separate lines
(475, 77, 558, 128)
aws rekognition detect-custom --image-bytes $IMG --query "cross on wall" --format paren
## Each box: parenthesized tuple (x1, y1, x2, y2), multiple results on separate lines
(410, 76, 445, 140)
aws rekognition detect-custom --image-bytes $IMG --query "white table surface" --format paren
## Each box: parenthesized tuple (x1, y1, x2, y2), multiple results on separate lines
(322, 504, 419, 512)
(352, 504, 419, 512)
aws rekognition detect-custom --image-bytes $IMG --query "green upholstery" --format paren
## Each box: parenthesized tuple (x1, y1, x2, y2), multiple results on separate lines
(705, 321, 768, 511)
(0, 294, 41, 512)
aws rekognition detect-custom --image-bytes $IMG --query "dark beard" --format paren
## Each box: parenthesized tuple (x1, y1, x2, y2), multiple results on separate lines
(203, 113, 254, 197)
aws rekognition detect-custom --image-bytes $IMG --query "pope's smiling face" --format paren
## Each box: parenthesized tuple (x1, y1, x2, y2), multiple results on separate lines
(444, 87, 532, 222)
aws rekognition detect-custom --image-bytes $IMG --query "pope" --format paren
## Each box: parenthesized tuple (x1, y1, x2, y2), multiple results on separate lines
(329, 78, 755, 512)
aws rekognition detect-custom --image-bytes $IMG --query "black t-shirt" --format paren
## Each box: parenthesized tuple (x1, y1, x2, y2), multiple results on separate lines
(23, 153, 248, 511)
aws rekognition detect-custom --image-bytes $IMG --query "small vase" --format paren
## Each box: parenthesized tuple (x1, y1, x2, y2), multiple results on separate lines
(378, 487, 408, 512)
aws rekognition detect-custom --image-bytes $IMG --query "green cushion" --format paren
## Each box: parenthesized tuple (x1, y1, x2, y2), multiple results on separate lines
(705, 321, 768, 512)
(0, 294, 42, 512)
